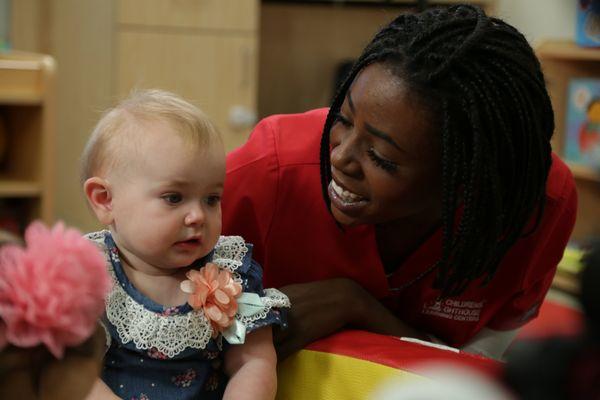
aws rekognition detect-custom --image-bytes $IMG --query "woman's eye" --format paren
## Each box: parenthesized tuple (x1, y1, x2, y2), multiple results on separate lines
(162, 193, 183, 204)
(334, 112, 353, 128)
(367, 148, 398, 173)
(205, 195, 221, 207)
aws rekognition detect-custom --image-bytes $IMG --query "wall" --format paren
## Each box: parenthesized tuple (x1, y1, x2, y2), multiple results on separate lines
(48, 0, 115, 232)
(258, 3, 403, 118)
(495, 0, 576, 44)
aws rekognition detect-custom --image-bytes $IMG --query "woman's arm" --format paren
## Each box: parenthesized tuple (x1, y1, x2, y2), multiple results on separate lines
(461, 327, 520, 359)
(223, 326, 277, 400)
(275, 278, 430, 360)
(276, 279, 525, 361)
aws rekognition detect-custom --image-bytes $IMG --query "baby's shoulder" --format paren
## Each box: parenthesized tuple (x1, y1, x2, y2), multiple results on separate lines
(212, 235, 252, 265)
(84, 229, 110, 250)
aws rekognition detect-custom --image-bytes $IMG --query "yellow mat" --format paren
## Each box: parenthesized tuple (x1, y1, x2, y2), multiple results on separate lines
(276, 349, 424, 400)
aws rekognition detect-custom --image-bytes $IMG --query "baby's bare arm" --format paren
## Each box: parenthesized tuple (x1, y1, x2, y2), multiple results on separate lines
(84, 379, 121, 400)
(223, 326, 277, 400)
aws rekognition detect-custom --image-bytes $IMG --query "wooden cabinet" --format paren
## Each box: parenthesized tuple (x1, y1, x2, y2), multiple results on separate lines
(537, 40, 600, 242)
(116, 0, 259, 152)
(0, 51, 55, 233)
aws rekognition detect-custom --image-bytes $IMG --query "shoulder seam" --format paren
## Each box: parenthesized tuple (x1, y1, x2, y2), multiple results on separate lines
(263, 118, 280, 248)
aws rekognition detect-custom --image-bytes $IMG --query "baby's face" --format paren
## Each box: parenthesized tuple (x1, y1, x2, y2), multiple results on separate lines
(107, 121, 225, 271)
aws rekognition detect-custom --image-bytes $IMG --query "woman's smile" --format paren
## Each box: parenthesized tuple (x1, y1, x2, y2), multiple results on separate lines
(328, 179, 369, 217)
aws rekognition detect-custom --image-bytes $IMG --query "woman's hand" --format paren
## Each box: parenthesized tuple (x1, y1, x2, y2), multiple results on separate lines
(274, 278, 369, 360)
(275, 278, 429, 360)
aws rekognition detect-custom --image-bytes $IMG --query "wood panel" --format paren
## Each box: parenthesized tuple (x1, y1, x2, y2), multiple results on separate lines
(118, 0, 258, 32)
(9, 0, 45, 52)
(47, 0, 114, 232)
(117, 30, 257, 151)
(259, 3, 412, 118)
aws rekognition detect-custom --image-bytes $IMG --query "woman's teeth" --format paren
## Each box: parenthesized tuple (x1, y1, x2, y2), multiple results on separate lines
(331, 180, 363, 203)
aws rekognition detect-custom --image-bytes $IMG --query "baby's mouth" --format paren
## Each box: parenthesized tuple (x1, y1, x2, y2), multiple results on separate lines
(176, 237, 202, 246)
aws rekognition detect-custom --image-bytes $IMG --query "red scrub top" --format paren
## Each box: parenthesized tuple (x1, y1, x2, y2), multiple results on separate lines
(222, 108, 577, 347)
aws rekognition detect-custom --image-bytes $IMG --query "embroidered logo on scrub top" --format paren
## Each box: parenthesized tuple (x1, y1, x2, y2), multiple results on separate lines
(422, 299, 486, 322)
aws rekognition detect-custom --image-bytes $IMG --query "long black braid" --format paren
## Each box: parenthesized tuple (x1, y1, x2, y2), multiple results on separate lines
(319, 5, 554, 297)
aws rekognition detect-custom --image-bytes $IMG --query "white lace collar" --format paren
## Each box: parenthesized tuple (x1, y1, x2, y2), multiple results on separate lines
(89, 232, 249, 357)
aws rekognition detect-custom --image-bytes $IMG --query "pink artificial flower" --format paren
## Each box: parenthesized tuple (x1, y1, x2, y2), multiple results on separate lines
(180, 263, 242, 337)
(0, 221, 111, 358)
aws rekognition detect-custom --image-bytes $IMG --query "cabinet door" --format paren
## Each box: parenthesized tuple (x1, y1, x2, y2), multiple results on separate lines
(117, 30, 257, 151)
(118, 0, 258, 32)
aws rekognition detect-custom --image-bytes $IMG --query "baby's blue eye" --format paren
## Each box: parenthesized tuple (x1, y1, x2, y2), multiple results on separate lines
(162, 193, 183, 204)
(205, 195, 221, 207)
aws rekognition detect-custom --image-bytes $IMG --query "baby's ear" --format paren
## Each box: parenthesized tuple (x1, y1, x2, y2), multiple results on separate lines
(84, 177, 113, 225)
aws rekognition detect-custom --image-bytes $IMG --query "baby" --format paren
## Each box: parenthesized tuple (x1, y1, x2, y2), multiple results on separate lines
(81, 90, 289, 399)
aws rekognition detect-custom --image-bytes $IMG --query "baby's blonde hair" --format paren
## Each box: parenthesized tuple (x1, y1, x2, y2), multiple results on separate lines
(81, 89, 220, 182)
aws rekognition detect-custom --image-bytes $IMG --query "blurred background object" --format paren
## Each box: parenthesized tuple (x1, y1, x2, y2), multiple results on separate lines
(503, 242, 600, 400)
(371, 363, 513, 400)
(0, 222, 111, 400)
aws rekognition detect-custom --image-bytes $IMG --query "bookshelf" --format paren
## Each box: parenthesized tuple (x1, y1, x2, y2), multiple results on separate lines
(0, 51, 55, 234)
(537, 40, 600, 241)
(537, 40, 600, 295)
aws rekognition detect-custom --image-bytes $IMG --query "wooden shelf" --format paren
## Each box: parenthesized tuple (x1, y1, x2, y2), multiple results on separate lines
(0, 52, 54, 105)
(568, 163, 600, 182)
(0, 181, 43, 197)
(536, 39, 600, 240)
(537, 40, 600, 61)
(0, 50, 55, 229)
(0, 92, 43, 105)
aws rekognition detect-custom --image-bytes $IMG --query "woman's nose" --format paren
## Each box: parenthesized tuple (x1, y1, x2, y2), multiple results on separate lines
(184, 204, 205, 226)
(330, 129, 362, 178)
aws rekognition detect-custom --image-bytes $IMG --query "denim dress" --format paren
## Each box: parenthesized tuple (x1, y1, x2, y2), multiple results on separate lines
(86, 231, 290, 400)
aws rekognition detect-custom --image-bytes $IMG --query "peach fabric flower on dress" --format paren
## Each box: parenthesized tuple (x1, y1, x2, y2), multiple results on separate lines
(180, 263, 242, 337)
(0, 222, 110, 358)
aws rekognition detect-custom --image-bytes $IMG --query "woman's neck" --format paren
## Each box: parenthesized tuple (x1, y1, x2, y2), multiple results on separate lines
(375, 211, 441, 274)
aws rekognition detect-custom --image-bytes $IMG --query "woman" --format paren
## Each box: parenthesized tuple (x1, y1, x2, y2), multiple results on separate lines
(222, 5, 577, 360)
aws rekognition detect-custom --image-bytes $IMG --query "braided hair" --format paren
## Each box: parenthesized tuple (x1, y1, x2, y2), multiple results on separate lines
(319, 5, 554, 297)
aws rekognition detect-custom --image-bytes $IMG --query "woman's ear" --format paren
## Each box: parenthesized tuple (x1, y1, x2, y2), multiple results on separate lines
(84, 177, 113, 225)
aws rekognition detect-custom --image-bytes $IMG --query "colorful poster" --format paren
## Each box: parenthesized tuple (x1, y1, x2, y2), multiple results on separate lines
(564, 78, 600, 168)
(576, 0, 600, 47)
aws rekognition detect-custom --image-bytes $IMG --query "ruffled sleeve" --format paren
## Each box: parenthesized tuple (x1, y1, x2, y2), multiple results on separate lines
(212, 236, 290, 335)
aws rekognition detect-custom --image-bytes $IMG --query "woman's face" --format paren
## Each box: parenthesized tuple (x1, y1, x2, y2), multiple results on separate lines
(328, 62, 442, 227)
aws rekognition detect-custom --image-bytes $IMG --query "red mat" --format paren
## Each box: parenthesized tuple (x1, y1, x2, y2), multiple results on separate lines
(307, 329, 501, 376)
(517, 298, 584, 340)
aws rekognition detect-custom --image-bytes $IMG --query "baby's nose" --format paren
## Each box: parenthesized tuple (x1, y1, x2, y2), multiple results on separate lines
(184, 205, 205, 225)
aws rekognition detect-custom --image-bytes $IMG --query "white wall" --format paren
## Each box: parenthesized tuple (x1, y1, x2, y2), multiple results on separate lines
(495, 0, 576, 45)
